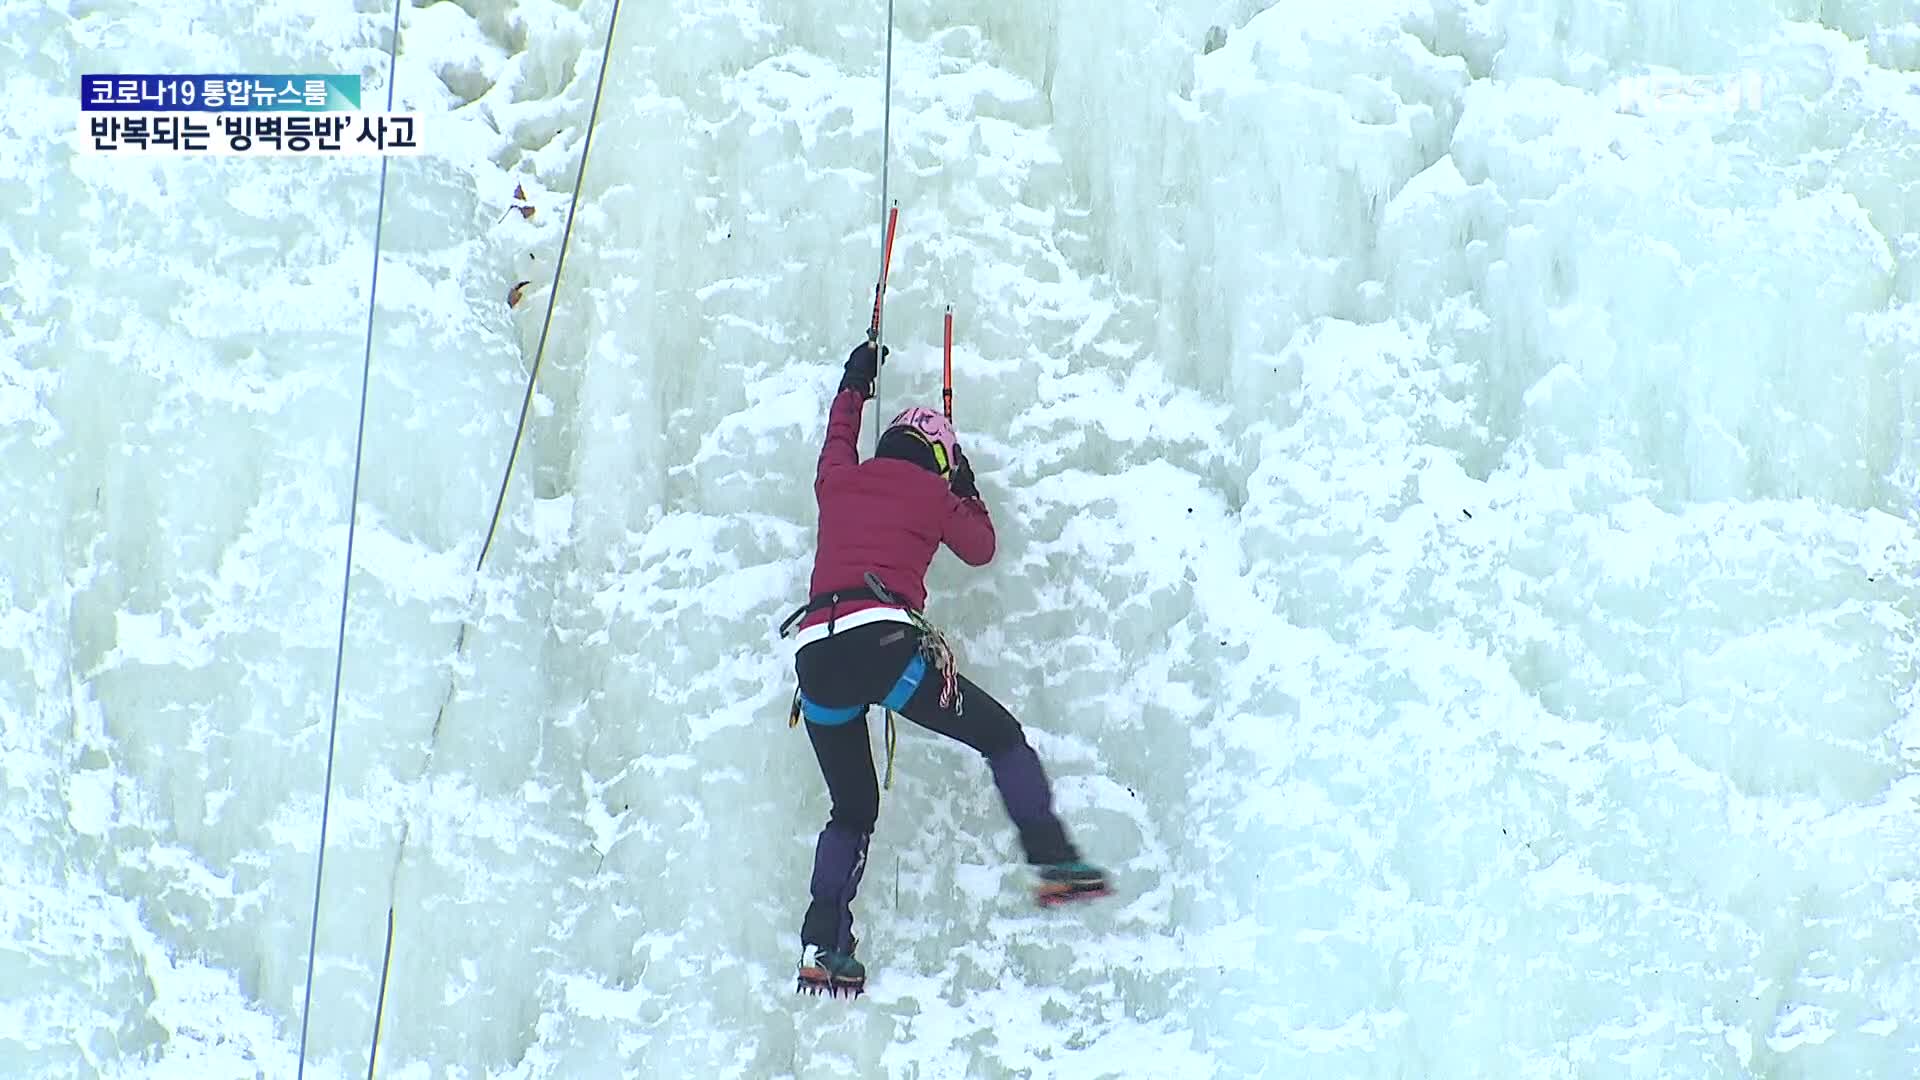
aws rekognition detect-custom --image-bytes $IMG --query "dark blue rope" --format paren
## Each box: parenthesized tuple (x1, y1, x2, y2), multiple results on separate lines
(296, 1, 403, 1073)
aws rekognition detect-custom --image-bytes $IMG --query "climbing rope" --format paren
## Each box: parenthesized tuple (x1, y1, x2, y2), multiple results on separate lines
(295, 0, 403, 1075)
(476, 0, 627, 575)
(874, 0, 901, 784)
(297, 0, 627, 1075)
(869, 0, 896, 453)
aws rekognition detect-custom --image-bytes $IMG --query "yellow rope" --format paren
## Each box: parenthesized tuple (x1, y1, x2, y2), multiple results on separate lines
(884, 710, 897, 789)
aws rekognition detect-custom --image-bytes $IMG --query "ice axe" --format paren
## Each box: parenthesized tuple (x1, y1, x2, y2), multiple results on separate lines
(943, 304, 953, 421)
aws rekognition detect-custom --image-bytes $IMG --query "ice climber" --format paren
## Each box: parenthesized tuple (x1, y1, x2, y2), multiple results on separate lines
(778, 340, 1112, 998)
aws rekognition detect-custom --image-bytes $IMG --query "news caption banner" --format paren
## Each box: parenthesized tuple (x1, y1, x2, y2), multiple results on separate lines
(76, 74, 422, 155)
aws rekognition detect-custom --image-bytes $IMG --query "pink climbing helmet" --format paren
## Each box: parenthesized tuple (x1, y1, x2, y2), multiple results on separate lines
(886, 406, 957, 476)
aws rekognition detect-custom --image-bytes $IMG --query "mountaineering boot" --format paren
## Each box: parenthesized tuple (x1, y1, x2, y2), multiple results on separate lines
(1035, 860, 1112, 907)
(796, 943, 866, 998)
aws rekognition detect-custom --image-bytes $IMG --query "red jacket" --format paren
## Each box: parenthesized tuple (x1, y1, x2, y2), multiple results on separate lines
(800, 388, 994, 632)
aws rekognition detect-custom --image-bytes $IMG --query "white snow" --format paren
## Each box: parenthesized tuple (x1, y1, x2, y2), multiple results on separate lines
(4, 0, 1920, 1077)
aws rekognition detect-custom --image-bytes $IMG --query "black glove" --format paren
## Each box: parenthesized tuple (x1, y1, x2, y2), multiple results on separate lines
(839, 341, 888, 398)
(949, 444, 979, 499)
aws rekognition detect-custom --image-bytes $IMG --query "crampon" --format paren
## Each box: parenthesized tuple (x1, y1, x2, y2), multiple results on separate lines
(1035, 879, 1113, 907)
(796, 966, 865, 999)
(796, 946, 865, 999)
(1035, 862, 1112, 908)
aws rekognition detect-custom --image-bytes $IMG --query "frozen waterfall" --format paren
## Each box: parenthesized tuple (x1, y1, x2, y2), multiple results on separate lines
(3, 0, 1919, 1077)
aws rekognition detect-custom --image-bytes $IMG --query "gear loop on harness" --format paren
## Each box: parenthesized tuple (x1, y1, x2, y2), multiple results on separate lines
(778, 582, 895, 639)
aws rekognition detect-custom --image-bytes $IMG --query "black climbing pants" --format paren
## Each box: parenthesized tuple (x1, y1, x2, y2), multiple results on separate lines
(794, 619, 1078, 951)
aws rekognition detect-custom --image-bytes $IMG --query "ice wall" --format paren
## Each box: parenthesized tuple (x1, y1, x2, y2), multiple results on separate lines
(2, 0, 1918, 1077)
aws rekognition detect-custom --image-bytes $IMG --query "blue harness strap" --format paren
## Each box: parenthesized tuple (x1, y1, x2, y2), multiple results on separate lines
(799, 652, 928, 726)
(798, 699, 863, 725)
(882, 652, 928, 710)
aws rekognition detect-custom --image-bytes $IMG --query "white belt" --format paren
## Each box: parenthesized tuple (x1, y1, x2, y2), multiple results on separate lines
(792, 605, 916, 647)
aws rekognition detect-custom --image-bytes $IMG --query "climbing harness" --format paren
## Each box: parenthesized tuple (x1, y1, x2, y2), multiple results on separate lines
(779, 572, 962, 790)
(777, 583, 895, 639)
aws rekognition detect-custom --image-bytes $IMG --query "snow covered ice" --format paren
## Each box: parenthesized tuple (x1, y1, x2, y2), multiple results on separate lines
(3, 0, 1920, 1076)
